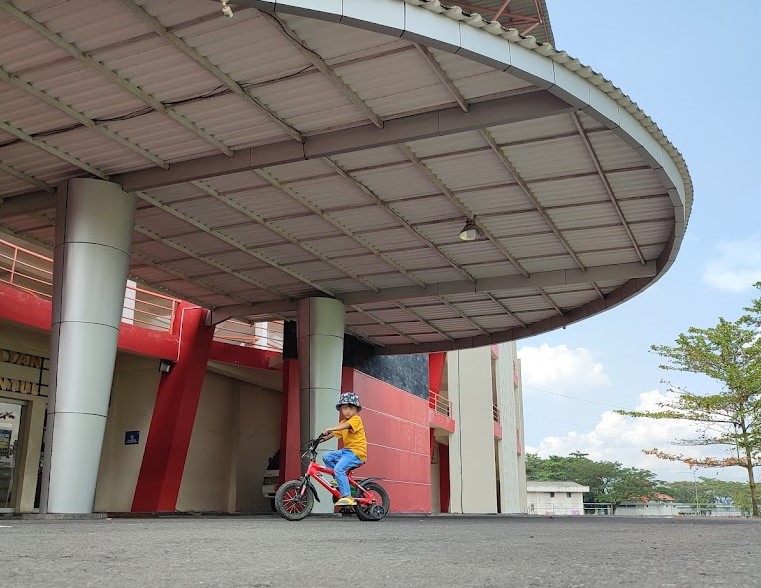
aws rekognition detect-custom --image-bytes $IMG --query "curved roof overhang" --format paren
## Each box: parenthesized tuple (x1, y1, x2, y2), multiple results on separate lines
(0, 0, 691, 354)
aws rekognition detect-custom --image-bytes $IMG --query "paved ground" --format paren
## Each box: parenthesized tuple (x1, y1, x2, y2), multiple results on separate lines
(2, 514, 759, 587)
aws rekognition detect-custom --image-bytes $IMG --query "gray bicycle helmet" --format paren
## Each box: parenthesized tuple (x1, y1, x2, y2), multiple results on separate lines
(336, 392, 362, 412)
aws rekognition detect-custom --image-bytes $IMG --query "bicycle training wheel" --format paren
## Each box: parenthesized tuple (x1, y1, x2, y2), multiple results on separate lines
(355, 481, 390, 521)
(275, 480, 314, 521)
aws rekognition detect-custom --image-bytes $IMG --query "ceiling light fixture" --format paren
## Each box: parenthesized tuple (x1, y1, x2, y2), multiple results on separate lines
(220, 0, 234, 18)
(458, 220, 479, 241)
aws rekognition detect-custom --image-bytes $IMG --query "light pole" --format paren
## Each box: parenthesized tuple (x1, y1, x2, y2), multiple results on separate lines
(693, 469, 700, 516)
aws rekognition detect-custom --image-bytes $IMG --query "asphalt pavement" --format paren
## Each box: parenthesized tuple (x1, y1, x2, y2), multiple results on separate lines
(2, 514, 759, 587)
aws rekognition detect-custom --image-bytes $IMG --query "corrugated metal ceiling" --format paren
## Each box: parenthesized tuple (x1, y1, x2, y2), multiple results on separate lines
(0, 0, 690, 354)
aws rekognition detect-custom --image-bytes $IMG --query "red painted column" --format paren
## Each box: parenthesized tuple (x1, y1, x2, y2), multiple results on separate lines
(131, 304, 214, 512)
(428, 352, 446, 408)
(279, 359, 301, 484)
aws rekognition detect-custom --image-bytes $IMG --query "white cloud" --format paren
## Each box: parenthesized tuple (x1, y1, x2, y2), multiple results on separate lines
(703, 234, 761, 292)
(530, 389, 745, 481)
(518, 343, 611, 394)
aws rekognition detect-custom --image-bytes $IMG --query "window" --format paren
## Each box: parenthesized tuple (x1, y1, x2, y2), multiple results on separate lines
(567, 492, 572, 498)
(549, 492, 555, 498)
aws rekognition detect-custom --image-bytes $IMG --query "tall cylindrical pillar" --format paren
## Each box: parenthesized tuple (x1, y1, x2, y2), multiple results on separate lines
(40, 178, 136, 513)
(297, 297, 344, 512)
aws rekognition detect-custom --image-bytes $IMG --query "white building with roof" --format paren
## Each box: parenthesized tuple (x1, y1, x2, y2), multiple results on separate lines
(527, 481, 588, 516)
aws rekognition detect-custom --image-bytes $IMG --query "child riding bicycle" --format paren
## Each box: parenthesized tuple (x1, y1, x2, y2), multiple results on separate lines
(322, 392, 367, 507)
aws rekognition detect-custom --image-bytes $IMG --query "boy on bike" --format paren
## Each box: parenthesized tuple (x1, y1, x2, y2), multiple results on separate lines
(322, 392, 367, 507)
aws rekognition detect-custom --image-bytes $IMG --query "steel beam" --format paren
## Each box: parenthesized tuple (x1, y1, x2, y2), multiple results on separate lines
(116, 91, 573, 192)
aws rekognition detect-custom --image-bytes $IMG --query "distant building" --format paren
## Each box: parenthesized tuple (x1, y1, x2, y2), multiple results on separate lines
(527, 481, 588, 516)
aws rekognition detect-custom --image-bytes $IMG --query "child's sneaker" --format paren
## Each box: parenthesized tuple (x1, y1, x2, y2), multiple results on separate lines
(335, 496, 356, 506)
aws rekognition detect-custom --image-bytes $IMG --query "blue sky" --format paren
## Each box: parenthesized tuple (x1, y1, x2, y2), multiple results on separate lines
(518, 1, 761, 482)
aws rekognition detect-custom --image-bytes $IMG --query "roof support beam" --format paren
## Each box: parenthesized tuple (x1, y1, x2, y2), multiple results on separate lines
(116, 91, 573, 192)
(0, 191, 57, 219)
(0, 64, 169, 170)
(191, 180, 380, 293)
(480, 129, 586, 271)
(0, 161, 53, 193)
(254, 169, 427, 288)
(0, 1, 233, 157)
(136, 191, 333, 297)
(0, 120, 108, 180)
(118, 0, 303, 143)
(338, 260, 656, 306)
(570, 112, 646, 265)
(414, 44, 469, 113)
(264, 13, 383, 129)
(398, 143, 529, 277)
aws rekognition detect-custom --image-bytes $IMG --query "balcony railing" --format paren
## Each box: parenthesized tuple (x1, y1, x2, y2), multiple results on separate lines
(0, 237, 283, 350)
(213, 319, 284, 352)
(429, 391, 452, 418)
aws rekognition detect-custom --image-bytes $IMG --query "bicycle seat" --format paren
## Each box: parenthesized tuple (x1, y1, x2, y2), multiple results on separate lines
(347, 463, 364, 473)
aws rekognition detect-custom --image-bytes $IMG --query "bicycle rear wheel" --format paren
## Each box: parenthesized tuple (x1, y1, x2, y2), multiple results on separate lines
(355, 481, 389, 521)
(275, 480, 314, 521)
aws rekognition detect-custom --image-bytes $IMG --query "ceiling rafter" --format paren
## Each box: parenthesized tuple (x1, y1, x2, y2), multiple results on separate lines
(190, 179, 380, 293)
(570, 112, 646, 265)
(265, 13, 383, 129)
(0, 160, 53, 192)
(115, 91, 572, 193)
(414, 44, 469, 113)
(485, 292, 527, 328)
(118, 0, 303, 143)
(132, 223, 290, 300)
(439, 297, 491, 336)
(0, 1, 233, 157)
(324, 157, 476, 284)
(395, 301, 455, 342)
(398, 143, 530, 278)
(0, 120, 108, 180)
(480, 129, 587, 271)
(0, 64, 169, 170)
(592, 283, 605, 300)
(537, 286, 564, 316)
(254, 168, 427, 288)
(352, 306, 420, 345)
(136, 190, 334, 297)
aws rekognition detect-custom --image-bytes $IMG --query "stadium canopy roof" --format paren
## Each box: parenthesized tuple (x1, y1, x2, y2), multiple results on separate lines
(0, 0, 691, 354)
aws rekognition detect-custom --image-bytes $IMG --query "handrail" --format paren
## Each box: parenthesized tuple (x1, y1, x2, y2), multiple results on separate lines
(429, 391, 452, 418)
(0, 238, 283, 350)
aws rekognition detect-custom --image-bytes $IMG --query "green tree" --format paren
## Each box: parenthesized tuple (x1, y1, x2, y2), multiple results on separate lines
(525, 452, 660, 513)
(617, 284, 761, 517)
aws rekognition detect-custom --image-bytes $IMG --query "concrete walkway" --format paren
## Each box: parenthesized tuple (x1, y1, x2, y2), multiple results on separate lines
(3, 514, 759, 587)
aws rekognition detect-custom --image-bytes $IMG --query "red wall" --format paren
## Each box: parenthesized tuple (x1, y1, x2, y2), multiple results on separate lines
(342, 367, 431, 513)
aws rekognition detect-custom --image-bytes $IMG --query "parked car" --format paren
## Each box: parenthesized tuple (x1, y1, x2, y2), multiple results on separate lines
(262, 450, 280, 511)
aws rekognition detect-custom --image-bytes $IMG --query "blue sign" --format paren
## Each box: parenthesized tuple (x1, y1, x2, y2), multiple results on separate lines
(124, 431, 140, 445)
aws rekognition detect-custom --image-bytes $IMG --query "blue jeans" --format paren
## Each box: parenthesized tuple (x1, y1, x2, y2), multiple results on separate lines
(323, 449, 363, 497)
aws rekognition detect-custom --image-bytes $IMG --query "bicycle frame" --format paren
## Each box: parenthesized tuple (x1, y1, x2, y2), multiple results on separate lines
(300, 458, 377, 505)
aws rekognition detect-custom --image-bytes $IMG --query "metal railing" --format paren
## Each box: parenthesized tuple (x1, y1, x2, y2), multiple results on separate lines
(0, 238, 54, 299)
(213, 319, 284, 352)
(0, 238, 283, 350)
(429, 391, 452, 418)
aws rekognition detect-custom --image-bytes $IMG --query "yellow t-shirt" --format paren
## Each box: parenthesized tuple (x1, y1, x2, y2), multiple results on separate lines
(332, 414, 367, 462)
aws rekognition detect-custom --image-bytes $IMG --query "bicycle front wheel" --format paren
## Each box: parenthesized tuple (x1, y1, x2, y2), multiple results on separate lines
(275, 480, 314, 521)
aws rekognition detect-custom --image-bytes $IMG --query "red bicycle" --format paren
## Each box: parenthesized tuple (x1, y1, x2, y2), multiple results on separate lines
(274, 435, 390, 522)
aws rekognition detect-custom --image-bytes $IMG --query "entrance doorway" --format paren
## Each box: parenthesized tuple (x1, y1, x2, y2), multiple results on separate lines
(0, 399, 25, 512)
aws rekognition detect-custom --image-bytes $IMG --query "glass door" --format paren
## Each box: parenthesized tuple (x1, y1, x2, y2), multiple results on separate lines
(0, 399, 25, 512)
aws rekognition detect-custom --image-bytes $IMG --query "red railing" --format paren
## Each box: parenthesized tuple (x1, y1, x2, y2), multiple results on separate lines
(0, 237, 283, 350)
(429, 391, 452, 418)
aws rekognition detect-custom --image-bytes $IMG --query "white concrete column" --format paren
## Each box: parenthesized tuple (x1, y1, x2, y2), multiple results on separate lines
(297, 297, 344, 512)
(40, 178, 136, 514)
